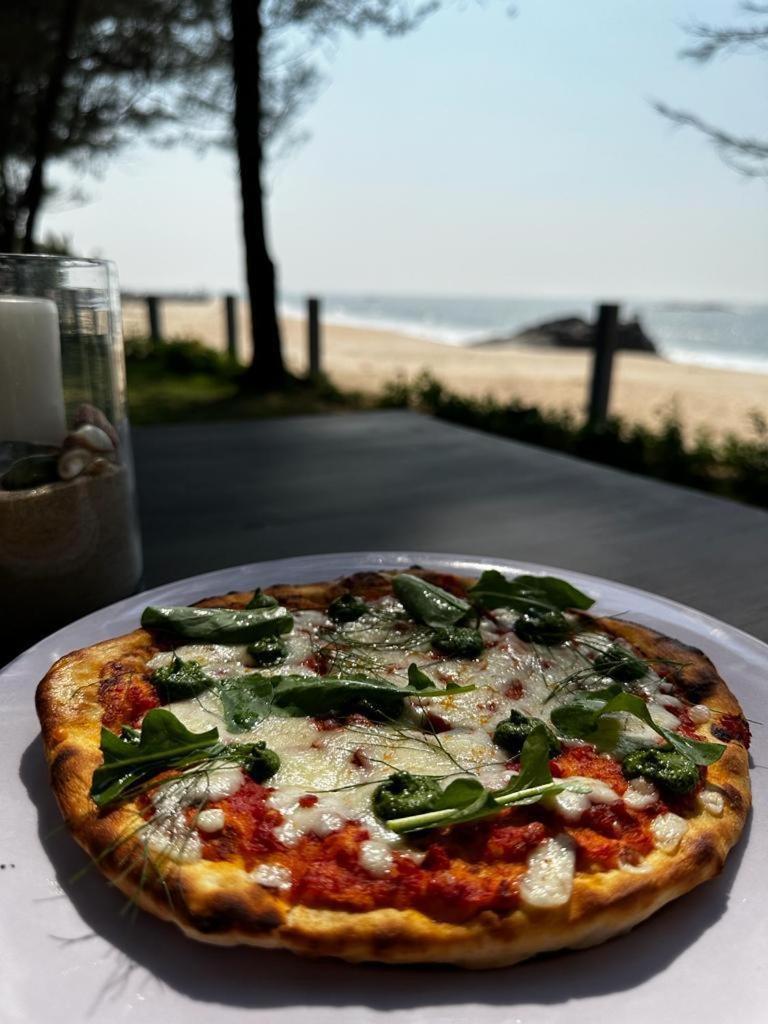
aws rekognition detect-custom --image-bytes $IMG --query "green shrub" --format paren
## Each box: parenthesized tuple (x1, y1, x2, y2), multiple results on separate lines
(125, 336, 238, 377)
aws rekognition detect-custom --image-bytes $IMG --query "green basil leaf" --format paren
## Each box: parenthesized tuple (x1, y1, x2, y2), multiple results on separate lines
(141, 604, 294, 643)
(468, 570, 594, 613)
(268, 674, 407, 719)
(217, 675, 276, 732)
(172, 664, 478, 735)
(90, 709, 221, 808)
(392, 573, 471, 628)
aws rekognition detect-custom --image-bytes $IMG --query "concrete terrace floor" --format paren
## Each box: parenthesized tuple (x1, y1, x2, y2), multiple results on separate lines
(133, 410, 768, 643)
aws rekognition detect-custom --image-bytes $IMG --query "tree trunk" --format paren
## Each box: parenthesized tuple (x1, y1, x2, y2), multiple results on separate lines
(0, 73, 20, 251)
(230, 0, 286, 390)
(0, 162, 18, 252)
(22, 0, 81, 252)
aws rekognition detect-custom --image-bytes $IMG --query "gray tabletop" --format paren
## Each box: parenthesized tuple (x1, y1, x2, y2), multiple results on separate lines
(132, 410, 768, 642)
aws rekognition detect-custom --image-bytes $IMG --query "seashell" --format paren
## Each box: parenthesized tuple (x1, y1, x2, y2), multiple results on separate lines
(74, 403, 120, 448)
(86, 456, 110, 476)
(58, 447, 96, 481)
(63, 423, 115, 454)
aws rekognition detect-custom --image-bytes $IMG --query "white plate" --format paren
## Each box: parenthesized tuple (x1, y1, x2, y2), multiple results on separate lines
(2, 552, 765, 1024)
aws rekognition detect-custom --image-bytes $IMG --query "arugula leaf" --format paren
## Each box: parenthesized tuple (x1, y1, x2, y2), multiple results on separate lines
(551, 689, 725, 765)
(468, 570, 594, 613)
(403, 662, 475, 697)
(407, 663, 436, 691)
(141, 604, 294, 643)
(392, 573, 471, 628)
(405, 662, 474, 696)
(91, 709, 221, 808)
(379, 726, 578, 833)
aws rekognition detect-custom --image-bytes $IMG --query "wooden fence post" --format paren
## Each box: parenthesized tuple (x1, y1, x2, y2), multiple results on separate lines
(224, 295, 238, 360)
(146, 296, 163, 341)
(587, 303, 619, 427)
(307, 296, 321, 379)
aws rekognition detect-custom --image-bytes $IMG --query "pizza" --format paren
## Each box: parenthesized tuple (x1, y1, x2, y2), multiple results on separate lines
(35, 567, 751, 968)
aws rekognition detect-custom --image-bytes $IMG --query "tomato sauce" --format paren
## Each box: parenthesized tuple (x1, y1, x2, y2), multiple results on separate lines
(554, 745, 628, 794)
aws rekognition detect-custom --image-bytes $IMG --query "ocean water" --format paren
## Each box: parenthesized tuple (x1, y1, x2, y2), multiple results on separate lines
(281, 294, 768, 375)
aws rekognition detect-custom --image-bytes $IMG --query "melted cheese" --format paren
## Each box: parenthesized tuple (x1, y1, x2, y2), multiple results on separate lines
(623, 777, 659, 810)
(519, 835, 576, 908)
(359, 840, 395, 877)
(689, 704, 711, 725)
(142, 603, 693, 885)
(699, 786, 725, 816)
(542, 776, 620, 823)
(651, 812, 689, 852)
(250, 863, 292, 889)
(142, 766, 243, 862)
(196, 808, 225, 832)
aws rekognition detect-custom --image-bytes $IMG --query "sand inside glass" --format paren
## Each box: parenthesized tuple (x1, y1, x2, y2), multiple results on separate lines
(0, 464, 142, 644)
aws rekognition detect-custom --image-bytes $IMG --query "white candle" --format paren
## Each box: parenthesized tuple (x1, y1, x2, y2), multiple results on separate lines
(0, 295, 66, 445)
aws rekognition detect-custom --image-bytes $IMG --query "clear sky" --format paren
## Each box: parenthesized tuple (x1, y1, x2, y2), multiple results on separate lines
(42, 0, 768, 302)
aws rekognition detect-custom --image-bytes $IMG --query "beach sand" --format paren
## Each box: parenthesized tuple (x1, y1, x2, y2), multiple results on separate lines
(122, 298, 768, 440)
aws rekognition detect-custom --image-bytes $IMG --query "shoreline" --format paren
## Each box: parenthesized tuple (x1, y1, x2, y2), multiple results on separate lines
(122, 300, 768, 440)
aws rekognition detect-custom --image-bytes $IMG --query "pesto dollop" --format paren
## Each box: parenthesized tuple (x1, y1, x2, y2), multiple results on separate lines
(594, 644, 647, 682)
(622, 747, 700, 795)
(493, 709, 560, 758)
(328, 593, 369, 623)
(151, 656, 213, 702)
(514, 608, 572, 645)
(372, 771, 443, 820)
(431, 625, 484, 658)
(242, 741, 281, 782)
(247, 635, 287, 667)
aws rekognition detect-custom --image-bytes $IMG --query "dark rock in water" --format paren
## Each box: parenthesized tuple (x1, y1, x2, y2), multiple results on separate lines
(481, 316, 658, 353)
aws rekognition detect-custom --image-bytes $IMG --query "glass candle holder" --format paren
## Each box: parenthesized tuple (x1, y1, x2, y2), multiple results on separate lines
(0, 255, 142, 656)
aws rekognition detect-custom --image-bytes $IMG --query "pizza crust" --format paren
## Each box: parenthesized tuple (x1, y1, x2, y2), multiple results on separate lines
(35, 571, 751, 968)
